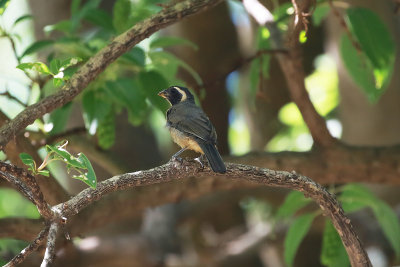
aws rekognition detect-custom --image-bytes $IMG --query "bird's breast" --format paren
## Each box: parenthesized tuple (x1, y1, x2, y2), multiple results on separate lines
(168, 127, 203, 154)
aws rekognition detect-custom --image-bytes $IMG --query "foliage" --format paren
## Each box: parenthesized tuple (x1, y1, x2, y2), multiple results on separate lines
(341, 8, 395, 102)
(275, 184, 400, 266)
(20, 141, 97, 189)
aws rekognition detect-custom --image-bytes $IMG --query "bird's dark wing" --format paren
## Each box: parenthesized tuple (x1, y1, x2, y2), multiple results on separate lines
(167, 103, 217, 143)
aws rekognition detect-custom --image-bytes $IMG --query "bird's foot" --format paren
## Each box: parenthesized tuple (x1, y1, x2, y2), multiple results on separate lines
(194, 156, 205, 170)
(171, 156, 183, 163)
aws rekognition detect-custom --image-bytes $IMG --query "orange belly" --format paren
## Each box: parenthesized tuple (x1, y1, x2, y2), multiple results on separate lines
(169, 127, 204, 154)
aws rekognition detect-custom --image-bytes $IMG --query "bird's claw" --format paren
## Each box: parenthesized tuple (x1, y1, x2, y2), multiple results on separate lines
(194, 156, 204, 170)
(171, 156, 183, 163)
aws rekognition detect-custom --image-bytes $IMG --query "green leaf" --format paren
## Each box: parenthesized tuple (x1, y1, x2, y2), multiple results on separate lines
(48, 102, 73, 135)
(49, 59, 62, 75)
(149, 51, 202, 85)
(113, 0, 132, 33)
(82, 89, 112, 134)
(16, 62, 53, 76)
(342, 7, 395, 101)
(73, 153, 97, 189)
(312, 5, 330, 26)
(371, 200, 400, 257)
(320, 220, 350, 267)
(84, 8, 114, 32)
(20, 40, 54, 59)
(0, 0, 10, 15)
(122, 47, 145, 67)
(150, 36, 198, 50)
(339, 184, 400, 256)
(97, 110, 115, 150)
(340, 35, 378, 102)
(44, 20, 73, 35)
(284, 213, 317, 267)
(45, 143, 86, 169)
(276, 191, 312, 219)
(338, 183, 374, 213)
(37, 170, 50, 177)
(346, 8, 394, 72)
(13, 14, 34, 27)
(105, 79, 147, 125)
(138, 70, 170, 112)
(19, 153, 36, 171)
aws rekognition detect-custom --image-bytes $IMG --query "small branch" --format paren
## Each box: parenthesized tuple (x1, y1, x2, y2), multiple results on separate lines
(193, 49, 288, 91)
(0, 0, 223, 150)
(4, 226, 50, 267)
(0, 161, 53, 220)
(0, 111, 70, 204)
(328, 0, 362, 52)
(50, 160, 371, 266)
(243, 0, 336, 147)
(41, 222, 60, 267)
(0, 90, 26, 107)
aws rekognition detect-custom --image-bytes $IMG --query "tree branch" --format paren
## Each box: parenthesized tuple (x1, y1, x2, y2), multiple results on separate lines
(4, 226, 49, 267)
(0, 110, 69, 204)
(0, 0, 223, 150)
(0, 161, 53, 220)
(47, 160, 371, 266)
(41, 222, 59, 267)
(243, 0, 337, 147)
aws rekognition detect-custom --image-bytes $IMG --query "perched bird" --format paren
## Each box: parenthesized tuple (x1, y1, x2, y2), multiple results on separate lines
(158, 86, 226, 173)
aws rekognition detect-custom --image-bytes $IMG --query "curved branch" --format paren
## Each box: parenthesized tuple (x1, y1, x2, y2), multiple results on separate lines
(0, 0, 223, 150)
(0, 161, 54, 220)
(50, 160, 371, 267)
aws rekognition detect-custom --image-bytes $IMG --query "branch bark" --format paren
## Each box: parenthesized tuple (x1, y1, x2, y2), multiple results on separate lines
(243, 0, 337, 147)
(2, 159, 372, 266)
(4, 227, 49, 267)
(0, 161, 54, 220)
(49, 160, 371, 266)
(41, 222, 59, 267)
(0, 0, 223, 150)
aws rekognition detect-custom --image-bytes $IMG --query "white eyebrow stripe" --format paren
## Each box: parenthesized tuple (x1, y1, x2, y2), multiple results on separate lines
(174, 86, 187, 101)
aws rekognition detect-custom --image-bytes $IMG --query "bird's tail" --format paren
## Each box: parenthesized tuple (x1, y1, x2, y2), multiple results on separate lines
(199, 142, 226, 173)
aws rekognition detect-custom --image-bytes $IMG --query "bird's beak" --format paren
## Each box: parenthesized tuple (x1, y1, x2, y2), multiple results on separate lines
(158, 90, 168, 99)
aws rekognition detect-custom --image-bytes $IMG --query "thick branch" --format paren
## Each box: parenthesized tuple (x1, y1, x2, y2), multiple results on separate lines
(0, 162, 53, 220)
(0, 0, 223, 150)
(50, 160, 371, 266)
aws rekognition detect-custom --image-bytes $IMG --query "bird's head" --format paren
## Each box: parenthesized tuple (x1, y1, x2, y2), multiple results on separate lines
(158, 86, 195, 106)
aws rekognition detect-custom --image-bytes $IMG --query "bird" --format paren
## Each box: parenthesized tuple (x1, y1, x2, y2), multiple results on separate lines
(158, 86, 226, 173)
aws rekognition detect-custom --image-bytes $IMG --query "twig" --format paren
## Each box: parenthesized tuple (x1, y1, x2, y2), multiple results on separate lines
(193, 49, 288, 91)
(0, 0, 223, 150)
(328, 0, 362, 52)
(0, 161, 53, 220)
(0, 110, 69, 204)
(49, 160, 371, 267)
(243, 0, 337, 147)
(41, 222, 60, 267)
(0, 89, 26, 107)
(4, 226, 50, 267)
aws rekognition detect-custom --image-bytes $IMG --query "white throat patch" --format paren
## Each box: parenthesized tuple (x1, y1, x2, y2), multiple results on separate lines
(174, 86, 187, 102)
